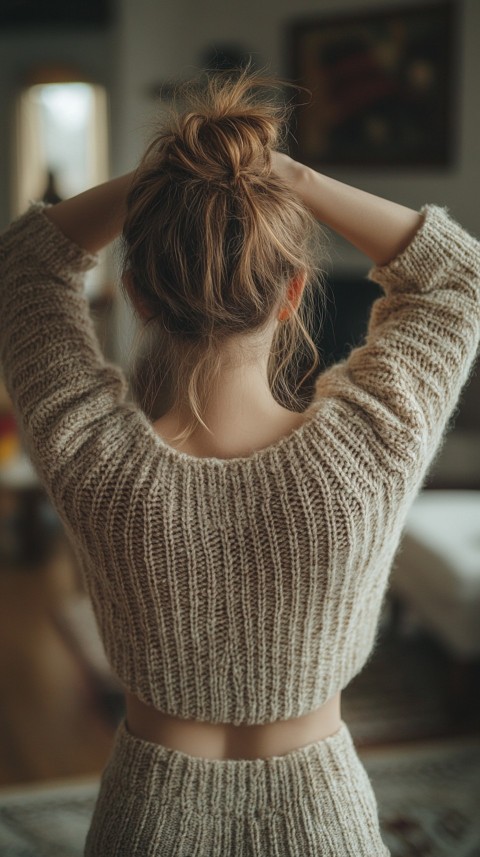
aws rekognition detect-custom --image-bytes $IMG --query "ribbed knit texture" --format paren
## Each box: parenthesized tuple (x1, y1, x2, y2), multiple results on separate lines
(0, 203, 479, 729)
(84, 718, 390, 856)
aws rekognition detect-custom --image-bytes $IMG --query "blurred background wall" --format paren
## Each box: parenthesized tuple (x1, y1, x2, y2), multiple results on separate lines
(112, 0, 480, 257)
(0, 0, 479, 307)
(0, 0, 479, 481)
(115, 0, 480, 343)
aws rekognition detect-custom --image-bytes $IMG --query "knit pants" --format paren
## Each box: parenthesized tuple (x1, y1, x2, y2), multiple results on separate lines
(84, 718, 390, 856)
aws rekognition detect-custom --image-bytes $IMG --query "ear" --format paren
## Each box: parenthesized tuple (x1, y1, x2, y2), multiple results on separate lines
(288, 270, 307, 311)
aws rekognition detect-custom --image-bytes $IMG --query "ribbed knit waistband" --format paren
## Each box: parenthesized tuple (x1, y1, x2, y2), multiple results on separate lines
(87, 718, 390, 855)
(106, 718, 361, 817)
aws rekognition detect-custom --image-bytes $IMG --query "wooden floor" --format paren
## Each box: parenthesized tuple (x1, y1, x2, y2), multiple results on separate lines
(0, 538, 115, 787)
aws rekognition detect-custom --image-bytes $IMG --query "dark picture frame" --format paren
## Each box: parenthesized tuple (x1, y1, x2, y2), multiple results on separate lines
(288, 0, 458, 168)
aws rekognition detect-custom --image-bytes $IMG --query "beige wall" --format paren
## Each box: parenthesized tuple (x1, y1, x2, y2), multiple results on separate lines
(0, 0, 478, 368)
(113, 0, 479, 241)
(108, 0, 479, 368)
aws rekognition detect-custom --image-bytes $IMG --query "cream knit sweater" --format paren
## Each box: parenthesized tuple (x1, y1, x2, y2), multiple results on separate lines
(0, 203, 479, 726)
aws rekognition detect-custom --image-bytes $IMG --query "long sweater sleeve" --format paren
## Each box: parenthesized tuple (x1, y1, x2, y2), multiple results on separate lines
(313, 204, 480, 495)
(0, 203, 133, 513)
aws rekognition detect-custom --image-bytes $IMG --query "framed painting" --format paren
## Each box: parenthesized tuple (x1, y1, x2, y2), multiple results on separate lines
(288, 1, 458, 168)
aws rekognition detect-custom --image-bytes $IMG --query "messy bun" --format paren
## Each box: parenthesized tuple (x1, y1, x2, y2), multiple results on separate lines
(121, 66, 327, 446)
(165, 107, 277, 186)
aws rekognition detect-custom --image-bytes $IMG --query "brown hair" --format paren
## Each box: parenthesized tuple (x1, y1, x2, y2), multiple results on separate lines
(121, 66, 327, 446)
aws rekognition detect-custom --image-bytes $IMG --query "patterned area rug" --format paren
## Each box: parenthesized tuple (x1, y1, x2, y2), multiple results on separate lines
(364, 737, 480, 857)
(0, 735, 479, 857)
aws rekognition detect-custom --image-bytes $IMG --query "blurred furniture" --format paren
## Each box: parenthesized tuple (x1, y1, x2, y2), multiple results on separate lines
(52, 592, 125, 724)
(391, 490, 480, 659)
(0, 453, 60, 567)
(423, 430, 480, 490)
(390, 490, 480, 722)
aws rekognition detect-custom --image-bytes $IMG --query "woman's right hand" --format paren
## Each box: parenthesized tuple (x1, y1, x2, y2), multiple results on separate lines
(271, 150, 422, 267)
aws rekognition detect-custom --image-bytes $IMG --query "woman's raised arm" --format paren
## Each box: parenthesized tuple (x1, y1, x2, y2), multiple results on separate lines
(44, 172, 135, 254)
(271, 152, 423, 267)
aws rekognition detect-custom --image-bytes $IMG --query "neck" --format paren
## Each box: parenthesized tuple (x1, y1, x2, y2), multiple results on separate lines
(156, 359, 305, 458)
(177, 361, 280, 432)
